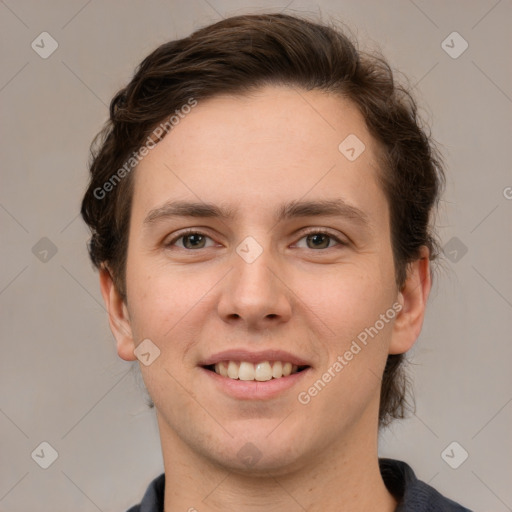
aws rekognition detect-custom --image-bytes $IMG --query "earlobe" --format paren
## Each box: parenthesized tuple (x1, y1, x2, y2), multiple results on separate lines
(389, 247, 432, 355)
(99, 267, 137, 361)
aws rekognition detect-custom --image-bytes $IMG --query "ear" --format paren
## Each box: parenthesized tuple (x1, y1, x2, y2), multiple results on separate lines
(389, 246, 432, 355)
(99, 266, 137, 361)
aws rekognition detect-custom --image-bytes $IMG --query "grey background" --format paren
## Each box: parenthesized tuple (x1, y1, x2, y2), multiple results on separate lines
(1, 1, 511, 511)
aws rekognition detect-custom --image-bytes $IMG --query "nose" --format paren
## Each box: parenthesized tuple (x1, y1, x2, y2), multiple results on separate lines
(217, 242, 292, 329)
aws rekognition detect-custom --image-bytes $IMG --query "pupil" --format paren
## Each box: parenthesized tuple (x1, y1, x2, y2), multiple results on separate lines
(186, 234, 204, 248)
(309, 234, 328, 249)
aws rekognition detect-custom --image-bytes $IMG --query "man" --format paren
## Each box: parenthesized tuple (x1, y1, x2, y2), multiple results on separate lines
(81, 12, 473, 512)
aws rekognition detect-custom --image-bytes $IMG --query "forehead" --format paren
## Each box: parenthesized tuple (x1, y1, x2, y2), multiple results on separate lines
(131, 85, 386, 224)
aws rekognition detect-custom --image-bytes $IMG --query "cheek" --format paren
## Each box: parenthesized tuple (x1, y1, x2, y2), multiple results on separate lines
(124, 255, 223, 357)
(299, 272, 396, 427)
(125, 252, 170, 339)
(299, 259, 397, 403)
(302, 261, 395, 337)
(127, 271, 191, 338)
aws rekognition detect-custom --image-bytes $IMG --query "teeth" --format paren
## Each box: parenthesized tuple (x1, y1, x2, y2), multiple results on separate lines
(254, 361, 273, 381)
(217, 361, 228, 377)
(227, 361, 239, 379)
(239, 361, 255, 381)
(212, 361, 303, 380)
(272, 361, 282, 378)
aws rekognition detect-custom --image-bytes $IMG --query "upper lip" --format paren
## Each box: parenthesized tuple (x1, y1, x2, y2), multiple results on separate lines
(199, 349, 311, 367)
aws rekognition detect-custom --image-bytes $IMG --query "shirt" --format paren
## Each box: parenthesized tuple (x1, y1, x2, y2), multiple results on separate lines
(126, 458, 473, 511)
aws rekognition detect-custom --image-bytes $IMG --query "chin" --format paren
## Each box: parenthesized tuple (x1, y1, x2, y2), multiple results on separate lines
(201, 426, 315, 476)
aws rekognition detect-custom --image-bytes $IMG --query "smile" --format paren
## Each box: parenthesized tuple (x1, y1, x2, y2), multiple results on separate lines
(204, 360, 309, 381)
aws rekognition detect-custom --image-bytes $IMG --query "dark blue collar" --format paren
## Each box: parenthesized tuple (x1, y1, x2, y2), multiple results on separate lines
(127, 458, 472, 511)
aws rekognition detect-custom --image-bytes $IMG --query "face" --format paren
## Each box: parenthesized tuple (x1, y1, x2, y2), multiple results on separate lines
(102, 85, 428, 475)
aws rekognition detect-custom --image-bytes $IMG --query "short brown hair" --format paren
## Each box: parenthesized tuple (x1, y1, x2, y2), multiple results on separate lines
(81, 12, 444, 427)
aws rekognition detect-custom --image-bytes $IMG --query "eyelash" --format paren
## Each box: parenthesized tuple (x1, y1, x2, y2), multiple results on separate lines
(165, 228, 347, 250)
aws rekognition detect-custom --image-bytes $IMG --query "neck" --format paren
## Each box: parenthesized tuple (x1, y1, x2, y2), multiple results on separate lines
(157, 412, 397, 512)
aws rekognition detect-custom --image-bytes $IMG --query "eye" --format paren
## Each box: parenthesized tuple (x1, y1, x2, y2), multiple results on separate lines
(294, 230, 346, 250)
(164, 229, 346, 251)
(166, 230, 216, 250)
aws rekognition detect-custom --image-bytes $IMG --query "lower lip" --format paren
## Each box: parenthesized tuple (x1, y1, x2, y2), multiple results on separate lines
(200, 366, 312, 400)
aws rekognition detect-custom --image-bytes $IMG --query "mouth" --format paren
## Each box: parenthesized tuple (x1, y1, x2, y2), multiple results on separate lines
(202, 361, 310, 381)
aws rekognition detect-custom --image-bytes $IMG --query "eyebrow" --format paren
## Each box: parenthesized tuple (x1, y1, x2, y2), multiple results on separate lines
(143, 199, 370, 228)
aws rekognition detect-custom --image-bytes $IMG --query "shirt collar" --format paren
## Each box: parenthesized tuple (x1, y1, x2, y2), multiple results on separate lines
(134, 458, 470, 511)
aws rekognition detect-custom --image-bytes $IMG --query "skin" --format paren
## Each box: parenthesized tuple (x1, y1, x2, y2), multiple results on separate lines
(100, 85, 431, 511)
